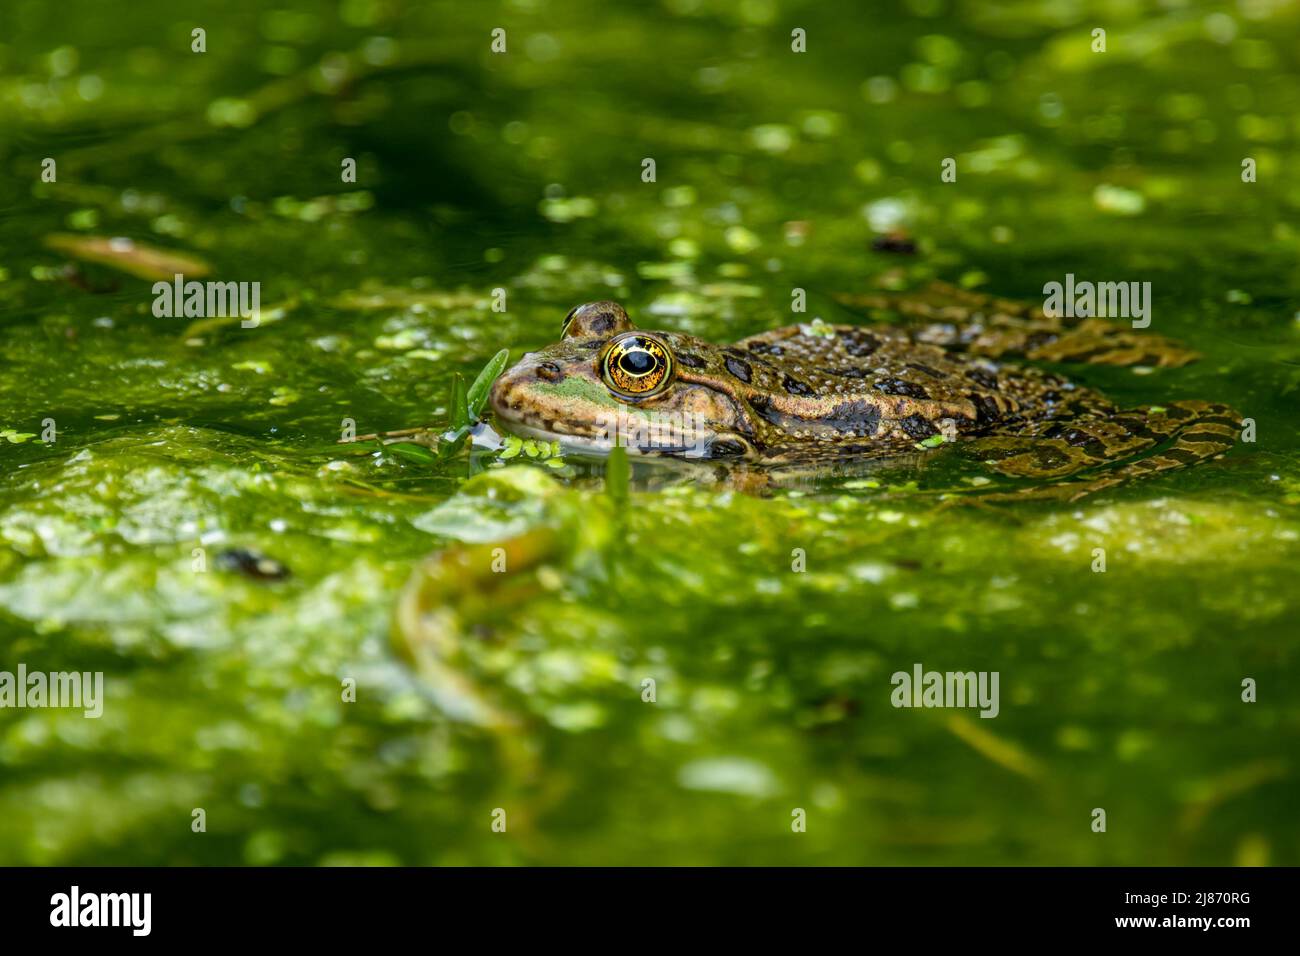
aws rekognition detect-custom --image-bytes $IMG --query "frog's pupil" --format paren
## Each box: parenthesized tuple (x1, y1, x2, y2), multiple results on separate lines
(620, 350, 655, 375)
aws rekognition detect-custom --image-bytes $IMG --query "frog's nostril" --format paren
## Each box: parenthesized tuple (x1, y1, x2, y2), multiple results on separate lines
(536, 362, 563, 382)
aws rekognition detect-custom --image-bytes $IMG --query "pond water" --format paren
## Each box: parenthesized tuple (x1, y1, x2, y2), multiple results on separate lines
(0, 0, 1297, 864)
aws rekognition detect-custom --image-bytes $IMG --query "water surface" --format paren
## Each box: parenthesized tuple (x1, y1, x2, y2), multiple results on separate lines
(0, 0, 1297, 865)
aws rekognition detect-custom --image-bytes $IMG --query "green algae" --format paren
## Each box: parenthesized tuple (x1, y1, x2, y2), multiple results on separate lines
(0, 0, 1298, 866)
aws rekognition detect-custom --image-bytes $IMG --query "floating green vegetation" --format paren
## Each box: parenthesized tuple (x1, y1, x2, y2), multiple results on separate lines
(1, 0, 1298, 868)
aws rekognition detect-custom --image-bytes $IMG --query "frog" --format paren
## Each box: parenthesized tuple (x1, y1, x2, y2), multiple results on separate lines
(488, 282, 1242, 500)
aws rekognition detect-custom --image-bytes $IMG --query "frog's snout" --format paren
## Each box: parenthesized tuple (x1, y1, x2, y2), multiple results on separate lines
(488, 351, 553, 420)
(488, 357, 527, 417)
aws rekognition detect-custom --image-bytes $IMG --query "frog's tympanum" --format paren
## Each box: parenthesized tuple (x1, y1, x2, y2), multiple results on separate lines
(489, 283, 1241, 499)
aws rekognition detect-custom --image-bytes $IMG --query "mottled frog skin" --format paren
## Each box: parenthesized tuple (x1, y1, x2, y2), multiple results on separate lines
(489, 283, 1241, 499)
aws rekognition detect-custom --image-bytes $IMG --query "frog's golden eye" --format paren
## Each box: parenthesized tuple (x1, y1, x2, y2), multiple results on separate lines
(600, 332, 674, 400)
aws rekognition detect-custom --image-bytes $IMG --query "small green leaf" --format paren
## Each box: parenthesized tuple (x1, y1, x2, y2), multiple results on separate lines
(387, 441, 439, 465)
(466, 348, 510, 421)
(1148, 406, 1167, 415)
(449, 373, 468, 431)
(522, 439, 540, 457)
(914, 434, 947, 450)
(606, 445, 630, 501)
(436, 426, 469, 461)
(499, 435, 524, 459)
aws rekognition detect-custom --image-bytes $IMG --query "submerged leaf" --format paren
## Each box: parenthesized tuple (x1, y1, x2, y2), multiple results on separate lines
(387, 441, 440, 465)
(43, 233, 212, 280)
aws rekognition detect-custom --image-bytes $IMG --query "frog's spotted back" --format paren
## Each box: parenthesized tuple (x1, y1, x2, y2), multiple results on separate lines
(490, 284, 1240, 500)
(837, 281, 1200, 368)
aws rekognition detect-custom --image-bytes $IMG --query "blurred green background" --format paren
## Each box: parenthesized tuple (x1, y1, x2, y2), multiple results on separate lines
(0, 0, 1297, 865)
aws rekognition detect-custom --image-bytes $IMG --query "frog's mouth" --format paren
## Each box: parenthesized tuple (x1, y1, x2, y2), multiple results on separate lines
(491, 416, 725, 459)
(490, 395, 753, 459)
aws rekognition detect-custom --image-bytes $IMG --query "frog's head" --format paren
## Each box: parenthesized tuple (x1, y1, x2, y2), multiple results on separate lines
(490, 302, 759, 458)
